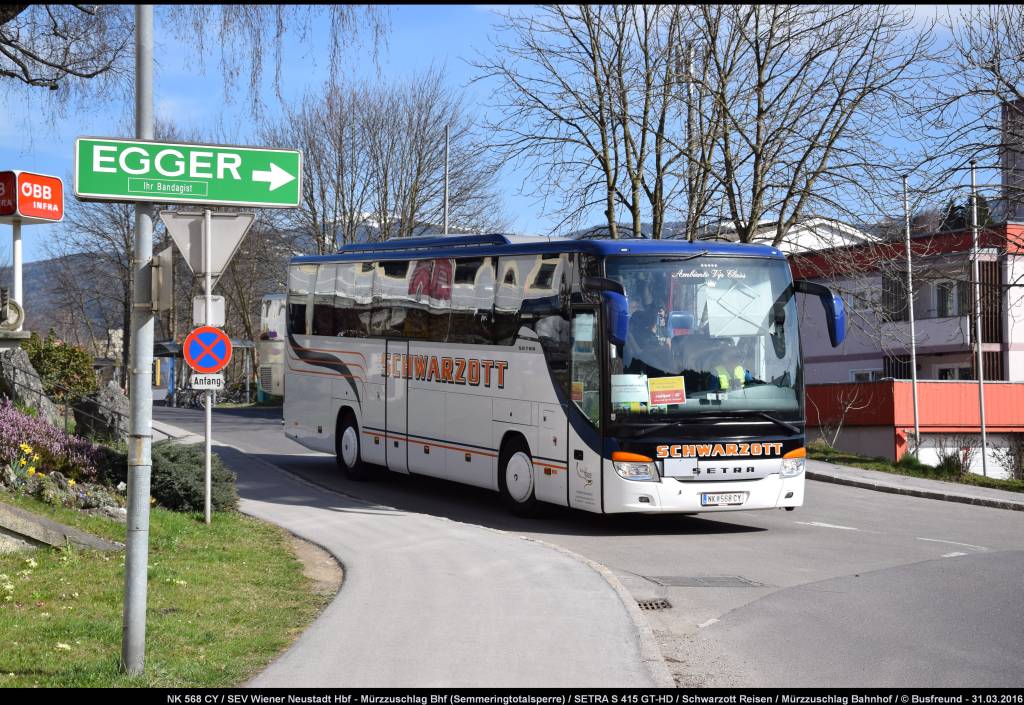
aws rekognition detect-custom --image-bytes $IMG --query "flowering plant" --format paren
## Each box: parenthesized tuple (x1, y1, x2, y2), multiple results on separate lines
(0, 400, 102, 481)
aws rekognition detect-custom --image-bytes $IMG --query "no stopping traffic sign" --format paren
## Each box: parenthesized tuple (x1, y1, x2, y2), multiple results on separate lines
(183, 326, 232, 374)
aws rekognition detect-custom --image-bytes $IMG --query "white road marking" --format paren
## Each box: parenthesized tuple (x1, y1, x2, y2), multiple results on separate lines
(698, 618, 719, 629)
(941, 552, 967, 558)
(916, 537, 989, 552)
(795, 521, 860, 531)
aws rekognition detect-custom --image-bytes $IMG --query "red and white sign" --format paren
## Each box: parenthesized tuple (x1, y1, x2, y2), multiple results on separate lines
(183, 326, 233, 374)
(0, 171, 64, 224)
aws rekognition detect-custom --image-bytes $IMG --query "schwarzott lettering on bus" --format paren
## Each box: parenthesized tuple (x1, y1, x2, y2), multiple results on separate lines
(282, 233, 846, 517)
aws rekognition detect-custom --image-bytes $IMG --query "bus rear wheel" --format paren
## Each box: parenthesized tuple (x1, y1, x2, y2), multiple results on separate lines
(336, 413, 371, 481)
(499, 438, 539, 516)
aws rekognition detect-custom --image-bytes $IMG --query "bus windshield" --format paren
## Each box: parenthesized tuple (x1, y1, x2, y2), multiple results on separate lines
(605, 255, 802, 423)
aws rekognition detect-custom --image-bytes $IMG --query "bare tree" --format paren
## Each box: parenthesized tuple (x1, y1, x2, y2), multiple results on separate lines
(46, 201, 140, 386)
(261, 85, 374, 254)
(691, 5, 932, 246)
(475, 5, 690, 238)
(0, 5, 132, 95)
(365, 69, 505, 239)
(267, 70, 505, 254)
(1, 6, 387, 119)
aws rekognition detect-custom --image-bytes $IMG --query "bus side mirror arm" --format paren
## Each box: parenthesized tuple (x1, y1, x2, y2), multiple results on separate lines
(794, 280, 846, 347)
(582, 276, 629, 347)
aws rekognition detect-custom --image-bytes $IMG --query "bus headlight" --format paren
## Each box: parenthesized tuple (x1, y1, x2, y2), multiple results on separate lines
(611, 452, 658, 481)
(781, 458, 804, 477)
(781, 448, 806, 477)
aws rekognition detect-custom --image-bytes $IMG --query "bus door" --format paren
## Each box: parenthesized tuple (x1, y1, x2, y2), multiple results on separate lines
(567, 309, 603, 512)
(385, 339, 410, 474)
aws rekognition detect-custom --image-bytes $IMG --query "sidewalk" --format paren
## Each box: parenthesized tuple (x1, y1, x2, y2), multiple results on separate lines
(154, 419, 668, 687)
(807, 459, 1024, 512)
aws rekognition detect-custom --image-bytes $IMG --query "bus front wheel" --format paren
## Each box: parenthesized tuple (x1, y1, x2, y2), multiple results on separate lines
(499, 438, 539, 516)
(336, 413, 371, 481)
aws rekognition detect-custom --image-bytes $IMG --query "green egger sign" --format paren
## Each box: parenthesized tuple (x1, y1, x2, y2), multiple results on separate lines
(74, 137, 301, 208)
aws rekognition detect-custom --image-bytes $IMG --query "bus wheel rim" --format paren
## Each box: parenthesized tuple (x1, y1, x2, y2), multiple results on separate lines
(506, 451, 533, 503)
(341, 426, 359, 468)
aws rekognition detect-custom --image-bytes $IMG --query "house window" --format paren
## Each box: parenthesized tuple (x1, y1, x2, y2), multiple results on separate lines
(850, 369, 883, 383)
(936, 281, 969, 318)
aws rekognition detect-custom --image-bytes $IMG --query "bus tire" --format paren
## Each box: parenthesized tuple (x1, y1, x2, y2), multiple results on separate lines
(336, 412, 371, 481)
(498, 437, 539, 516)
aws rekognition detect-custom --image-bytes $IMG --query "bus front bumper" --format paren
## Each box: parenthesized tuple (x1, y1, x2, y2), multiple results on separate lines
(603, 470, 804, 514)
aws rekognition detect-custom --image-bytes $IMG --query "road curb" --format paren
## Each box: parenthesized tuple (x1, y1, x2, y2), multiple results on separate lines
(806, 469, 1024, 513)
(158, 415, 673, 687)
(518, 535, 677, 688)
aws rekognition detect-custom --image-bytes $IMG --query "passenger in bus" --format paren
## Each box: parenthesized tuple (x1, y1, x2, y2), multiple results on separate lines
(712, 345, 752, 391)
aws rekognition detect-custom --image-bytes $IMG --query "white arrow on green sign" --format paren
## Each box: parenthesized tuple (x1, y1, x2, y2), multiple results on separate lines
(74, 137, 301, 208)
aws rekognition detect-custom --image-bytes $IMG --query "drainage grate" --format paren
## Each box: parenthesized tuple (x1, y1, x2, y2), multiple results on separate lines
(637, 598, 672, 611)
(643, 575, 764, 588)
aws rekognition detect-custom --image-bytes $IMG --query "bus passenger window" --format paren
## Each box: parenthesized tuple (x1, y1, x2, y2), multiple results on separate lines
(312, 264, 337, 336)
(449, 257, 495, 344)
(494, 257, 525, 345)
(335, 262, 371, 337)
(288, 302, 307, 336)
(287, 264, 316, 336)
(372, 260, 412, 338)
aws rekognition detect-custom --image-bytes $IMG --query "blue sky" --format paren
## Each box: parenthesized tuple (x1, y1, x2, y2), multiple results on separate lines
(0, 5, 546, 262)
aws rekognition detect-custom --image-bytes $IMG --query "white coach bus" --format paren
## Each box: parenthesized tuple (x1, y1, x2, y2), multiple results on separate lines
(284, 234, 845, 515)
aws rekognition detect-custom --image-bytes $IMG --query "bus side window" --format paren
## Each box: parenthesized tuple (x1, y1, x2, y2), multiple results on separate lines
(522, 255, 571, 395)
(494, 257, 525, 345)
(427, 258, 452, 342)
(449, 257, 495, 344)
(335, 262, 369, 337)
(372, 260, 412, 338)
(312, 263, 337, 336)
(287, 264, 317, 336)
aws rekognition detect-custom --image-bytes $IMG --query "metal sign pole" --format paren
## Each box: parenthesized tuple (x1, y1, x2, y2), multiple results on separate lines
(12, 219, 21, 330)
(204, 208, 213, 524)
(903, 176, 920, 454)
(122, 3, 154, 676)
(970, 161, 988, 477)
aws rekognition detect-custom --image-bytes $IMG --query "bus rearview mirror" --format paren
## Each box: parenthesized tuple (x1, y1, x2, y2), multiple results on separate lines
(602, 291, 629, 347)
(794, 280, 846, 347)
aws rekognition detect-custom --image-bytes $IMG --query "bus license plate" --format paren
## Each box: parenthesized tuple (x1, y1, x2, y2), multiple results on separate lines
(701, 492, 747, 507)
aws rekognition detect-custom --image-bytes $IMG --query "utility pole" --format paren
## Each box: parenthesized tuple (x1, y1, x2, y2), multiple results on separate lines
(121, 4, 155, 675)
(970, 160, 989, 477)
(903, 175, 920, 455)
(443, 123, 449, 237)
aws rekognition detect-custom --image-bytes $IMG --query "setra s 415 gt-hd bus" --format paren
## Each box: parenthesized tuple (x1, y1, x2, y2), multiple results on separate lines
(283, 234, 845, 515)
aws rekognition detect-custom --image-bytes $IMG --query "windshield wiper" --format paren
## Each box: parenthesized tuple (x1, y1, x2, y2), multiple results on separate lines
(706, 411, 801, 434)
(659, 250, 708, 263)
(616, 419, 696, 439)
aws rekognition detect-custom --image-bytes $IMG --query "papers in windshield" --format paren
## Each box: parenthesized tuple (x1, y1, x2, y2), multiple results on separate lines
(611, 374, 649, 404)
(648, 376, 686, 405)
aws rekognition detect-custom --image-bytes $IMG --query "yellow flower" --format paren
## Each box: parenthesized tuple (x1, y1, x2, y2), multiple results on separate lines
(26, 468, 35, 477)
(67, 479, 75, 487)
(18, 459, 25, 466)
(32, 454, 40, 462)
(19, 443, 31, 453)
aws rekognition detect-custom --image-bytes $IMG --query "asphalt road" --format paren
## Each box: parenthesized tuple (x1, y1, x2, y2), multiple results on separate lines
(155, 405, 1024, 687)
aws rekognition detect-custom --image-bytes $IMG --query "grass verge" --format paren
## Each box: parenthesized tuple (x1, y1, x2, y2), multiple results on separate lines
(0, 492, 331, 687)
(807, 441, 1024, 494)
